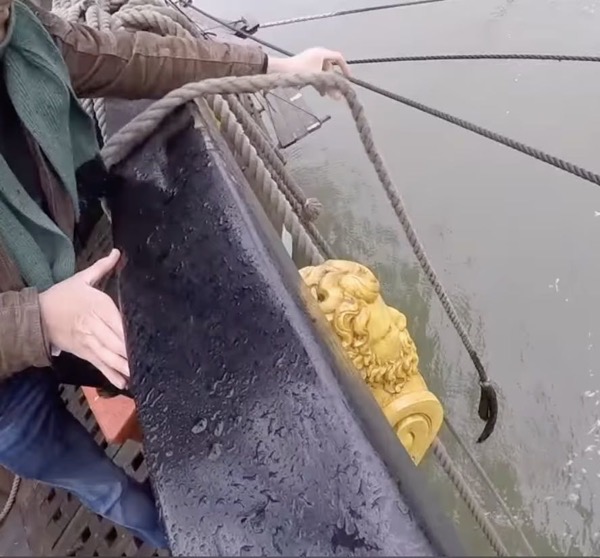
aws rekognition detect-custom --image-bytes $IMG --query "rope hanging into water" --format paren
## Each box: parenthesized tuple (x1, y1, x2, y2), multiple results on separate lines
(260, 0, 449, 29)
(348, 53, 600, 64)
(183, 3, 600, 190)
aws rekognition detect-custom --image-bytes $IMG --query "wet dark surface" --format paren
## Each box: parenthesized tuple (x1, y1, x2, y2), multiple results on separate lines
(108, 105, 464, 556)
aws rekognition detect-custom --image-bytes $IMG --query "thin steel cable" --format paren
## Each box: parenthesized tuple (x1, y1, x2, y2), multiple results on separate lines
(348, 53, 600, 64)
(260, 0, 449, 29)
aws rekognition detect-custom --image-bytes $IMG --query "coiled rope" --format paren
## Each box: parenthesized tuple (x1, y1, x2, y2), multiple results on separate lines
(348, 53, 600, 64)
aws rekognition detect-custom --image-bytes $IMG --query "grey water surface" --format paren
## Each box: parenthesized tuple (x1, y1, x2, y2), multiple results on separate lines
(198, 0, 600, 554)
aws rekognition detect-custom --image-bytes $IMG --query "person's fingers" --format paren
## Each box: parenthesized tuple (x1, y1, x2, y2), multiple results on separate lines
(320, 60, 342, 99)
(86, 352, 128, 389)
(90, 313, 128, 361)
(325, 52, 351, 77)
(79, 249, 121, 286)
(87, 334, 130, 379)
(93, 292, 127, 347)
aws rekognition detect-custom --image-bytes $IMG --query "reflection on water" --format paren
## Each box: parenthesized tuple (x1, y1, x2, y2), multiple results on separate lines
(200, 0, 600, 554)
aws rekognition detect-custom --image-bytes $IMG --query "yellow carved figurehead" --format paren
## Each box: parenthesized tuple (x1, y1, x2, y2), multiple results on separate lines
(300, 260, 443, 465)
(300, 260, 419, 393)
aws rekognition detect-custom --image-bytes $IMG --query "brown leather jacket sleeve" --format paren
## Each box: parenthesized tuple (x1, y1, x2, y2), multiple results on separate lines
(30, 4, 268, 99)
(0, 289, 51, 377)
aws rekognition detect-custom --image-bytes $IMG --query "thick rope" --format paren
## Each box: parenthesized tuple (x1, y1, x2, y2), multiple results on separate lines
(207, 95, 328, 265)
(100, 72, 498, 444)
(259, 0, 449, 29)
(348, 53, 600, 64)
(223, 94, 323, 223)
(85, 1, 111, 141)
(112, 8, 192, 36)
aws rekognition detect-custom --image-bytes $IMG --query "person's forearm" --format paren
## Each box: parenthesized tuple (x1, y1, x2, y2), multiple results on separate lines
(26, 1, 267, 99)
(0, 288, 51, 377)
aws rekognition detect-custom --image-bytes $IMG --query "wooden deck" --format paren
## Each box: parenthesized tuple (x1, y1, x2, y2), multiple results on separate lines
(0, 386, 167, 557)
(0, 469, 31, 557)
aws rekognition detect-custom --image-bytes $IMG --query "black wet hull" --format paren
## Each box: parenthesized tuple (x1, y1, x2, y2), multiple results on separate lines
(108, 103, 464, 556)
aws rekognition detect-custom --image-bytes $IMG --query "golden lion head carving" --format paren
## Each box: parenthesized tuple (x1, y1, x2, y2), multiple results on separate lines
(300, 260, 419, 395)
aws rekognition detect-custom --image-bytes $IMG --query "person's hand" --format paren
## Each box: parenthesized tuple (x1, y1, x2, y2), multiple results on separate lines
(267, 47, 350, 99)
(39, 249, 129, 389)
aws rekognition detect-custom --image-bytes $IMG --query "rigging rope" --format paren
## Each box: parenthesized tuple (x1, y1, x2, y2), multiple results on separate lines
(348, 53, 600, 64)
(184, 2, 600, 193)
(259, 0, 449, 29)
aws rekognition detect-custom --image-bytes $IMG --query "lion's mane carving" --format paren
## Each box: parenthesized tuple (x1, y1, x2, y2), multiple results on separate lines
(300, 260, 419, 395)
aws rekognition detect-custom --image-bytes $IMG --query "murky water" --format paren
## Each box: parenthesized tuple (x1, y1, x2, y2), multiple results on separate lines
(198, 0, 600, 554)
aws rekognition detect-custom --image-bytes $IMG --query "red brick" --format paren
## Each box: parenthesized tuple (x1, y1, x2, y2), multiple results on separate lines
(82, 388, 142, 445)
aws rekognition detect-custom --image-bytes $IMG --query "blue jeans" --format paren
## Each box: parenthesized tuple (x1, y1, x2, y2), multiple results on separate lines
(0, 369, 167, 549)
